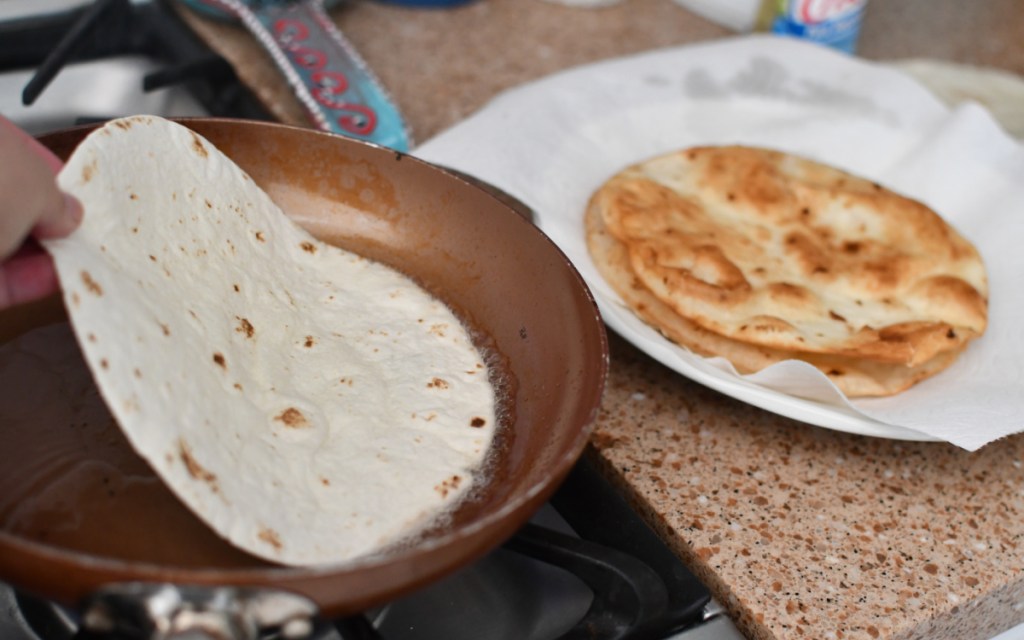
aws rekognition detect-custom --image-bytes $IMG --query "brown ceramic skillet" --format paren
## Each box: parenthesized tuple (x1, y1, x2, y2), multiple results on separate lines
(0, 119, 608, 617)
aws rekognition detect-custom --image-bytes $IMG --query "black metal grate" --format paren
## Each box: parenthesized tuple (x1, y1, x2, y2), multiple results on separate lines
(0, 0, 271, 123)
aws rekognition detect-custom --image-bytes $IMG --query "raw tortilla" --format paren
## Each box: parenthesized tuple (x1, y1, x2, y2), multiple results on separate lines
(43, 116, 498, 566)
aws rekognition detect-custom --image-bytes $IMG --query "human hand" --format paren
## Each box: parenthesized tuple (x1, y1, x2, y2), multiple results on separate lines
(0, 116, 82, 309)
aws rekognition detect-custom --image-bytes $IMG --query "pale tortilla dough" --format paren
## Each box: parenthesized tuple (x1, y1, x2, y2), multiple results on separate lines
(44, 116, 498, 566)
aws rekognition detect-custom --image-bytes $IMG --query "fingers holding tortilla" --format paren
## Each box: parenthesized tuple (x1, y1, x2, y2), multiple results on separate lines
(0, 117, 83, 308)
(0, 241, 61, 308)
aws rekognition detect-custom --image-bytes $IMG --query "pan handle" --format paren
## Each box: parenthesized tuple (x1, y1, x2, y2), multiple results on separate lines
(75, 583, 318, 640)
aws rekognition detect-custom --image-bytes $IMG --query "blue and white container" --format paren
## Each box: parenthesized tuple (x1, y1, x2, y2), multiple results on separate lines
(766, 0, 868, 53)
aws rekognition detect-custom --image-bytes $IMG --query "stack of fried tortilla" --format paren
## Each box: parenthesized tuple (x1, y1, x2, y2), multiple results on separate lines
(585, 146, 989, 397)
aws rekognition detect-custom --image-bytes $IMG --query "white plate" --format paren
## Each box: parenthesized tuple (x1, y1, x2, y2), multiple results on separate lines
(416, 36, 1024, 449)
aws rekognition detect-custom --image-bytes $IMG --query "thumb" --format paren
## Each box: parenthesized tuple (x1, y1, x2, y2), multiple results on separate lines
(0, 117, 82, 257)
(32, 192, 83, 240)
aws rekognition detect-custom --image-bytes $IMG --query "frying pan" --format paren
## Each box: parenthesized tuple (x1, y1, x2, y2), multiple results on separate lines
(0, 119, 607, 625)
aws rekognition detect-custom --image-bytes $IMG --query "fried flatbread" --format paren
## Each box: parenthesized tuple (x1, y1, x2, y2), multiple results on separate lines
(586, 202, 964, 397)
(592, 146, 988, 368)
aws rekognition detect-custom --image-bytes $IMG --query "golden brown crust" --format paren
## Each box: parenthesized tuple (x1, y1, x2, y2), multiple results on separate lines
(593, 146, 988, 368)
(585, 200, 966, 397)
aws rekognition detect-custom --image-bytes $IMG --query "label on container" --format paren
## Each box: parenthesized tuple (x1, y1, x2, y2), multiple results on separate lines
(770, 0, 868, 53)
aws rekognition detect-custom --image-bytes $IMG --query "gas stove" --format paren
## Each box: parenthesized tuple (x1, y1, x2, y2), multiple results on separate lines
(0, 2, 745, 638)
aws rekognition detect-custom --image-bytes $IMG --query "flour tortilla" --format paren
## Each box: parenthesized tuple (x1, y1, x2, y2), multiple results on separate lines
(43, 116, 498, 566)
(591, 146, 988, 367)
(585, 202, 964, 397)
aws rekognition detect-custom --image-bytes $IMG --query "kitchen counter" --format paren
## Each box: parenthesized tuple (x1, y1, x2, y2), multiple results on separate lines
(177, 2, 1024, 638)
(178, 0, 1024, 143)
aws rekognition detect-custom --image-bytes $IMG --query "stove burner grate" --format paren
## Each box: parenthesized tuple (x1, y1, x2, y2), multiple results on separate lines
(0, 0, 271, 125)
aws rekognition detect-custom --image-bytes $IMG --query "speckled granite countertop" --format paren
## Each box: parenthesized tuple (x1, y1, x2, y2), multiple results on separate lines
(178, 2, 1024, 638)
(593, 337, 1024, 640)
